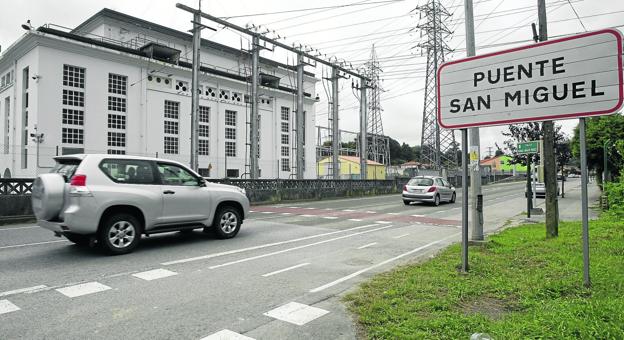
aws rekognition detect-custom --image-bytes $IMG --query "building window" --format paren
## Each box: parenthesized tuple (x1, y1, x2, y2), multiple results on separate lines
(281, 134, 289, 145)
(225, 110, 236, 126)
(107, 114, 125, 129)
(63, 109, 84, 126)
(62, 128, 84, 144)
(107, 132, 126, 147)
(63, 65, 85, 89)
(107, 96, 126, 112)
(164, 100, 179, 119)
(199, 125, 209, 138)
(108, 74, 127, 95)
(199, 139, 209, 155)
(225, 141, 236, 157)
(281, 158, 290, 172)
(164, 121, 179, 135)
(225, 128, 236, 140)
(164, 136, 178, 154)
(281, 107, 290, 121)
(199, 106, 210, 123)
(281, 122, 289, 133)
(281, 146, 290, 157)
(107, 149, 126, 155)
(226, 169, 239, 178)
(62, 90, 85, 107)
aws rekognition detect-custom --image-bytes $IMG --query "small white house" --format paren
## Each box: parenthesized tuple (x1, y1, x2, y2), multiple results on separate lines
(0, 9, 318, 179)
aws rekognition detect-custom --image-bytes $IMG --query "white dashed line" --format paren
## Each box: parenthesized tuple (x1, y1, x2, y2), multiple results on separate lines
(264, 302, 330, 326)
(288, 207, 300, 209)
(260, 211, 275, 214)
(281, 212, 292, 215)
(300, 214, 315, 218)
(393, 233, 409, 239)
(387, 213, 399, 215)
(200, 329, 255, 340)
(375, 221, 392, 224)
(0, 300, 20, 315)
(0, 285, 48, 298)
(323, 216, 338, 220)
(365, 211, 376, 214)
(357, 242, 377, 249)
(262, 263, 310, 277)
(132, 269, 177, 281)
(0, 225, 39, 232)
(249, 210, 256, 213)
(305, 207, 315, 210)
(411, 214, 425, 217)
(0, 240, 67, 250)
(309, 233, 460, 293)
(348, 219, 363, 222)
(56, 282, 111, 298)
(342, 209, 355, 212)
(323, 208, 333, 211)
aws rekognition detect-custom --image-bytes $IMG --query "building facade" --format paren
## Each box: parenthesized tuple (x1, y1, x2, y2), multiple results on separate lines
(0, 9, 317, 179)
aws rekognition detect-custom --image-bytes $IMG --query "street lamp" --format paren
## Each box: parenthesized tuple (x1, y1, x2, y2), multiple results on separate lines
(30, 125, 44, 173)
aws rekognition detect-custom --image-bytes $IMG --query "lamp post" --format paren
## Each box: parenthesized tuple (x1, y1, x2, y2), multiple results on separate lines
(30, 125, 44, 175)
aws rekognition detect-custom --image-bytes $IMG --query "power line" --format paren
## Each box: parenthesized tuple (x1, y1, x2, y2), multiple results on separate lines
(567, 0, 588, 32)
(221, 0, 405, 19)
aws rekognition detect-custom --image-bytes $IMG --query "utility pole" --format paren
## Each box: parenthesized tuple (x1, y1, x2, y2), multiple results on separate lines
(359, 78, 368, 179)
(464, 0, 483, 241)
(538, 0, 559, 238)
(331, 67, 340, 179)
(190, 10, 201, 171)
(249, 34, 260, 179)
(295, 52, 305, 179)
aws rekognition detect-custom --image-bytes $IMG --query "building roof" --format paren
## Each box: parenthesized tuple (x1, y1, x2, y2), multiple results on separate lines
(480, 155, 505, 165)
(72, 8, 316, 77)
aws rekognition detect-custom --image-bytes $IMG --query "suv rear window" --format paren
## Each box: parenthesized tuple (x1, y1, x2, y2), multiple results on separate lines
(51, 159, 81, 182)
(408, 178, 434, 186)
(100, 159, 156, 184)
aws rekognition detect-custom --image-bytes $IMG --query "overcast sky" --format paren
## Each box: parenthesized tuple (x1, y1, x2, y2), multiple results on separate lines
(2, 0, 622, 158)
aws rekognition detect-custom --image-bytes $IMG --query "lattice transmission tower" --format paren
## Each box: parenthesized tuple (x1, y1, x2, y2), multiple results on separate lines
(417, 0, 458, 170)
(365, 45, 390, 165)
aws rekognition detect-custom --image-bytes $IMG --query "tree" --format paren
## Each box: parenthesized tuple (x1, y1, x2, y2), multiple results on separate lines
(572, 114, 624, 186)
(501, 122, 567, 167)
(494, 143, 505, 157)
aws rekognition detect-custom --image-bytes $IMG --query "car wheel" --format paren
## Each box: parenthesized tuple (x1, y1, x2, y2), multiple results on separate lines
(212, 206, 241, 239)
(433, 194, 440, 206)
(64, 233, 91, 246)
(450, 193, 456, 203)
(403, 200, 411, 206)
(98, 213, 141, 255)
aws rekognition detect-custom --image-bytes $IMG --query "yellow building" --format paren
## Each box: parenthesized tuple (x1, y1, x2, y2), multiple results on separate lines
(317, 156, 386, 179)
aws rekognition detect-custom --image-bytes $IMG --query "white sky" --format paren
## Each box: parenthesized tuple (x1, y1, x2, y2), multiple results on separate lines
(1, 0, 622, 157)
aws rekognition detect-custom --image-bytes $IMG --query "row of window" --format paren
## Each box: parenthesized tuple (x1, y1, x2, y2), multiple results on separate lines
(281, 107, 290, 172)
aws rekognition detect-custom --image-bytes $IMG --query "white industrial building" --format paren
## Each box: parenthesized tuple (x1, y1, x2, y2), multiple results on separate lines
(0, 8, 318, 179)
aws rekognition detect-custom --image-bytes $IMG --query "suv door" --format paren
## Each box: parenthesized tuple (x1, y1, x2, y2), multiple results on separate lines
(156, 162, 211, 224)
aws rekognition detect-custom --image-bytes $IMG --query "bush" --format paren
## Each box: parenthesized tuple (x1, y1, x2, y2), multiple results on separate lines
(604, 175, 624, 218)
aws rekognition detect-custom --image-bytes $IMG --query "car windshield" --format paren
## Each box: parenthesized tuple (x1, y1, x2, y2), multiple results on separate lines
(408, 178, 434, 186)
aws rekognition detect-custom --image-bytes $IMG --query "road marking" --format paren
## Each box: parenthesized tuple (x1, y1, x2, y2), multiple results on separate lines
(348, 219, 362, 222)
(300, 214, 315, 218)
(393, 233, 410, 239)
(288, 207, 300, 209)
(200, 329, 255, 340)
(162, 224, 380, 266)
(0, 285, 48, 298)
(323, 208, 333, 211)
(310, 232, 461, 293)
(132, 269, 178, 281)
(264, 302, 329, 326)
(411, 214, 425, 217)
(56, 282, 111, 298)
(0, 225, 39, 231)
(0, 299, 20, 315)
(387, 213, 400, 215)
(305, 207, 315, 210)
(281, 212, 292, 215)
(342, 209, 355, 212)
(365, 211, 376, 214)
(209, 224, 395, 270)
(0, 240, 67, 250)
(323, 216, 338, 220)
(375, 221, 392, 224)
(249, 210, 256, 213)
(260, 211, 275, 214)
(357, 242, 377, 249)
(262, 263, 310, 277)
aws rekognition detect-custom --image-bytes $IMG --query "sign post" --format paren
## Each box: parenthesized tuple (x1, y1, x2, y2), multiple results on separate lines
(518, 140, 540, 217)
(437, 29, 623, 285)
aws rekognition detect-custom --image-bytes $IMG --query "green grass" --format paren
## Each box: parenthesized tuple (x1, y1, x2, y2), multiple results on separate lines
(345, 216, 624, 339)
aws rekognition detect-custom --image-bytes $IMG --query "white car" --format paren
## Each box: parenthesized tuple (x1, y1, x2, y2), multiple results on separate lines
(32, 154, 250, 255)
(402, 176, 456, 206)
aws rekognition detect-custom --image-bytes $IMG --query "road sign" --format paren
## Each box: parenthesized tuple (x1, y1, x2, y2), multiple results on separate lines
(437, 29, 623, 128)
(518, 141, 539, 154)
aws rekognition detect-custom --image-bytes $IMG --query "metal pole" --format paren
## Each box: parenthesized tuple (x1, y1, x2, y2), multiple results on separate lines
(359, 78, 367, 180)
(464, 0, 483, 241)
(527, 156, 532, 218)
(296, 53, 305, 179)
(579, 118, 591, 287)
(432, 0, 441, 171)
(331, 67, 340, 179)
(190, 11, 201, 171)
(250, 35, 260, 179)
(461, 128, 469, 272)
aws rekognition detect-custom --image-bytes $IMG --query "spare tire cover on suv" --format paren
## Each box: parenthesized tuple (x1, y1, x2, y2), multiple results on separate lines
(31, 174, 66, 220)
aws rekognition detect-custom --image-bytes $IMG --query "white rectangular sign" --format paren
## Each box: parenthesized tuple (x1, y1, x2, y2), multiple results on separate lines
(437, 29, 623, 128)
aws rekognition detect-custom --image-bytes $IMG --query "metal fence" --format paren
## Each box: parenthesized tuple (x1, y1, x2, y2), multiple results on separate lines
(0, 178, 34, 195)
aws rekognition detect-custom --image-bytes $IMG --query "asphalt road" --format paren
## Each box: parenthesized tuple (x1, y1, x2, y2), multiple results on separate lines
(0, 178, 596, 339)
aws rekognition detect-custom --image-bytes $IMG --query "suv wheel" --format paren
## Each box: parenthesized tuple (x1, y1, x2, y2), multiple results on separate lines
(212, 206, 241, 239)
(433, 194, 440, 206)
(99, 213, 141, 255)
(64, 233, 91, 246)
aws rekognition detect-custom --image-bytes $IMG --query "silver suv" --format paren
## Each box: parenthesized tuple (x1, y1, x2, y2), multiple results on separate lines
(31, 154, 250, 255)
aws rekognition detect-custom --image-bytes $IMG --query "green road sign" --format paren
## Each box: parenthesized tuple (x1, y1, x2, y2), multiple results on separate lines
(518, 141, 539, 154)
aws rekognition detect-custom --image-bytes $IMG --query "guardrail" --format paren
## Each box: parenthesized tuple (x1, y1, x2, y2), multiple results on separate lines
(0, 178, 34, 195)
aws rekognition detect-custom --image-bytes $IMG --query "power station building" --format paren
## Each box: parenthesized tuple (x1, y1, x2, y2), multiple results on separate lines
(0, 8, 318, 179)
